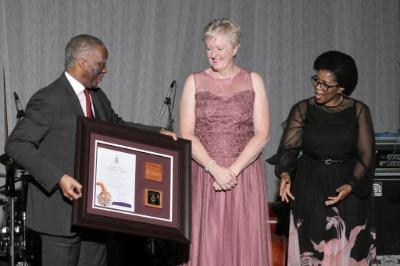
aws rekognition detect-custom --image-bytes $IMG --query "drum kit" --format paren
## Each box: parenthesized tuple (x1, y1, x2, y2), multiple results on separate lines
(0, 155, 38, 266)
(0, 92, 39, 266)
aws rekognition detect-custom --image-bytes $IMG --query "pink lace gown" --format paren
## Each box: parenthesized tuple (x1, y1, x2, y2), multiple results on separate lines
(183, 69, 272, 266)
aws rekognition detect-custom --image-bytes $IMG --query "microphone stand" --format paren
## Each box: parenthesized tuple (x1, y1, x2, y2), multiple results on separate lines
(147, 81, 177, 265)
(165, 83, 177, 265)
(159, 80, 176, 131)
(165, 97, 174, 131)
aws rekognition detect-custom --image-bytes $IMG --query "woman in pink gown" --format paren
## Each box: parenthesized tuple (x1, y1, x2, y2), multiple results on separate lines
(179, 18, 273, 266)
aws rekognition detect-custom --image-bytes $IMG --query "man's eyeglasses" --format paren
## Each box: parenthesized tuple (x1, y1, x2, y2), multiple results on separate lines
(310, 75, 339, 92)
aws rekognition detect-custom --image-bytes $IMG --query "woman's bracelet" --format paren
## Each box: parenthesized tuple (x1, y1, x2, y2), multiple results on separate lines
(205, 159, 216, 172)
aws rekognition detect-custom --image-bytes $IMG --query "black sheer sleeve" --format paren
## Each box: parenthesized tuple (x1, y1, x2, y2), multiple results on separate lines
(347, 101, 375, 197)
(275, 100, 308, 178)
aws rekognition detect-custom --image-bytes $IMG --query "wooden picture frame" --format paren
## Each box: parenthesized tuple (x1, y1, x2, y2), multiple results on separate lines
(72, 117, 191, 243)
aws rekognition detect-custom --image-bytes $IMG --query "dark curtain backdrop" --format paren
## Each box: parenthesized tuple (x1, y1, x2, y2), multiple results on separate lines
(1, 0, 399, 200)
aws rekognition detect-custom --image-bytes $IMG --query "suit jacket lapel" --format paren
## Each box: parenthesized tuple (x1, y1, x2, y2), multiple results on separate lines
(90, 90, 107, 121)
(59, 74, 85, 116)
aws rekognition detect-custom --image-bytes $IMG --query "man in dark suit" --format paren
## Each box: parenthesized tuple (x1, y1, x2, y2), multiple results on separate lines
(5, 34, 174, 266)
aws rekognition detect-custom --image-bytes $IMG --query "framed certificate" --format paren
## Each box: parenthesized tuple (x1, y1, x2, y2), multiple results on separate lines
(72, 117, 191, 243)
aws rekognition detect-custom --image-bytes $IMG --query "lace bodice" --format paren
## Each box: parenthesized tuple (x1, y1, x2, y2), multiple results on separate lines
(194, 70, 255, 158)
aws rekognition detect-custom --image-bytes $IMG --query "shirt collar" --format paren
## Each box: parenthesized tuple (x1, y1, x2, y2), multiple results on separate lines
(65, 71, 85, 95)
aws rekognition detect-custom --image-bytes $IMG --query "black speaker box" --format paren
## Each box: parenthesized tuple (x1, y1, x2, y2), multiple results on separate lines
(373, 168, 400, 265)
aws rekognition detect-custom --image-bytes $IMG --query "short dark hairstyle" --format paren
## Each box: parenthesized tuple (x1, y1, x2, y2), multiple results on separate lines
(313, 50, 358, 95)
(65, 34, 105, 70)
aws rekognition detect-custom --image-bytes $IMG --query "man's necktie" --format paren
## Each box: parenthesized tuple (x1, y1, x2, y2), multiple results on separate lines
(83, 88, 94, 118)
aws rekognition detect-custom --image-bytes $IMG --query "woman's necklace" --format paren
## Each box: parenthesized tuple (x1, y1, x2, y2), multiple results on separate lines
(212, 69, 240, 96)
(215, 78, 232, 96)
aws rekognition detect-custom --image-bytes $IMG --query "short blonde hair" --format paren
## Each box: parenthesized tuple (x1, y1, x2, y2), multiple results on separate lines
(202, 18, 241, 47)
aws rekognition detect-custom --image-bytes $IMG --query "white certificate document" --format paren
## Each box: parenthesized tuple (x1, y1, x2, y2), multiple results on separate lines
(94, 146, 136, 213)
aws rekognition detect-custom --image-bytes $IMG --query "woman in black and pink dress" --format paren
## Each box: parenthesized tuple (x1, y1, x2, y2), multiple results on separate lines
(276, 51, 376, 265)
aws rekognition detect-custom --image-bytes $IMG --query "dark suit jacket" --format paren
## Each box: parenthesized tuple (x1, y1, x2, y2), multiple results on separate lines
(5, 73, 159, 236)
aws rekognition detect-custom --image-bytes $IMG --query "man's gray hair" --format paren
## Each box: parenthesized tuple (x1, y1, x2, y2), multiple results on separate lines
(65, 34, 105, 70)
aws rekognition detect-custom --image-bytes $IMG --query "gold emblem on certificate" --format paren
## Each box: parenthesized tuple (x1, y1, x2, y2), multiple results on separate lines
(144, 161, 163, 182)
(144, 189, 163, 208)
